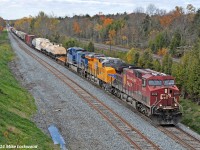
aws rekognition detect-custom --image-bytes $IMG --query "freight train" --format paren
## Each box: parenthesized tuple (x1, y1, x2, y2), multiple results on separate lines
(10, 27, 182, 125)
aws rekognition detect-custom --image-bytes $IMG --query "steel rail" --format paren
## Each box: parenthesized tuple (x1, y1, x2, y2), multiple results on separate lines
(158, 126, 200, 150)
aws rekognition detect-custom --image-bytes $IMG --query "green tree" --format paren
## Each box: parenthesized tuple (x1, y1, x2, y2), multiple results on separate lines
(138, 50, 153, 68)
(133, 52, 140, 66)
(171, 62, 185, 91)
(149, 32, 169, 53)
(162, 53, 173, 74)
(169, 30, 181, 55)
(187, 58, 200, 100)
(152, 59, 161, 71)
(142, 15, 151, 36)
(88, 41, 95, 52)
(185, 42, 200, 100)
(193, 9, 200, 37)
(148, 40, 156, 53)
(126, 48, 136, 64)
(64, 38, 79, 48)
(138, 57, 145, 68)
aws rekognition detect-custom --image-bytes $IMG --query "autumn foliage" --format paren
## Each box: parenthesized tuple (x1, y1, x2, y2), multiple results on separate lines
(0, 17, 5, 33)
(159, 6, 184, 28)
(14, 17, 33, 32)
(157, 48, 167, 56)
(102, 18, 113, 27)
(73, 21, 81, 34)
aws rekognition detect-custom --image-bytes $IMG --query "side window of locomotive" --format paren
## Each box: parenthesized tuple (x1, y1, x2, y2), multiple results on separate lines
(142, 78, 146, 87)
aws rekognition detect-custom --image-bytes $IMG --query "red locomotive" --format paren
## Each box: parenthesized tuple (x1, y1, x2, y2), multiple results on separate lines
(112, 67, 182, 125)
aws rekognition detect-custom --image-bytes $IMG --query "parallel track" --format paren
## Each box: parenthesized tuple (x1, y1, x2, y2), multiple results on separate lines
(158, 126, 200, 150)
(11, 33, 159, 150)
(127, 102, 200, 149)
(127, 103, 200, 149)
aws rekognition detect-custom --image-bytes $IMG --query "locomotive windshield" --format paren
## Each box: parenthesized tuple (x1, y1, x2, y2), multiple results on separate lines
(148, 80, 162, 86)
(164, 79, 175, 86)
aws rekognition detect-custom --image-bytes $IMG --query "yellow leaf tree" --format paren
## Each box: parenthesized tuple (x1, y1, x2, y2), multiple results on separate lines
(73, 21, 81, 35)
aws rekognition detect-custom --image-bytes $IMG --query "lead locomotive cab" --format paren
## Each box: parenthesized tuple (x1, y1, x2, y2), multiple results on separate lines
(142, 70, 182, 125)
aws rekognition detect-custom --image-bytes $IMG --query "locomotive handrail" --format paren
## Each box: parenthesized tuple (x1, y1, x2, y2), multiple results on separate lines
(153, 98, 162, 108)
(173, 97, 183, 112)
(151, 97, 161, 113)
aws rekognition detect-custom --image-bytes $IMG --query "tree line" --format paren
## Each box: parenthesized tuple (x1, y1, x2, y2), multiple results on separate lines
(125, 47, 199, 103)
(9, 4, 200, 103)
(0, 17, 6, 34)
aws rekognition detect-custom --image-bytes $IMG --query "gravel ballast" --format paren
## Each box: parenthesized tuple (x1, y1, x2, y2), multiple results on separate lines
(9, 34, 133, 150)
(9, 33, 200, 150)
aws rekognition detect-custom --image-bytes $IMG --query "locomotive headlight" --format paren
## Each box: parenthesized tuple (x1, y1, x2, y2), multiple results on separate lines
(151, 92, 158, 96)
(159, 104, 162, 107)
(174, 103, 177, 107)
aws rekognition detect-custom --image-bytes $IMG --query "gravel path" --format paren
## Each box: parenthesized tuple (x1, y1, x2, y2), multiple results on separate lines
(9, 33, 199, 150)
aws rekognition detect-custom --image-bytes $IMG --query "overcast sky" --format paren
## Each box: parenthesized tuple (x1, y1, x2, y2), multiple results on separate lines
(0, 0, 200, 20)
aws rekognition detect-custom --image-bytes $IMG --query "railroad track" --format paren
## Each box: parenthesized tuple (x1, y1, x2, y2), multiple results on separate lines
(126, 103, 200, 149)
(158, 126, 200, 150)
(126, 104, 200, 150)
(11, 33, 160, 150)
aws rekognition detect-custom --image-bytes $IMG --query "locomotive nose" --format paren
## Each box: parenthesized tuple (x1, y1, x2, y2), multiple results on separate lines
(151, 88, 182, 125)
(155, 88, 180, 108)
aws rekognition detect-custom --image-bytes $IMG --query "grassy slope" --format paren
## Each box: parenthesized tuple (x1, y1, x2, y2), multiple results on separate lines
(0, 31, 58, 149)
(180, 98, 200, 134)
